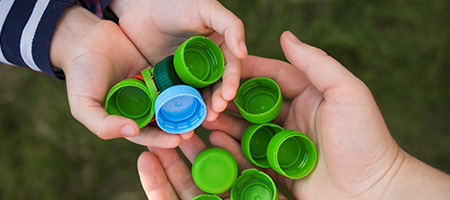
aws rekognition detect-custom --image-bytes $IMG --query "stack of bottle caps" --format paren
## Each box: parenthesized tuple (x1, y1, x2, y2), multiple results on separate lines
(105, 36, 224, 134)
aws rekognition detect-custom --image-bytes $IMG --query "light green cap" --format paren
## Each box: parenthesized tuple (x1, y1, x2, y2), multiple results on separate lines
(105, 78, 154, 128)
(192, 194, 222, 200)
(230, 169, 278, 200)
(267, 130, 317, 179)
(241, 123, 283, 168)
(192, 148, 238, 194)
(234, 77, 282, 124)
(174, 36, 224, 88)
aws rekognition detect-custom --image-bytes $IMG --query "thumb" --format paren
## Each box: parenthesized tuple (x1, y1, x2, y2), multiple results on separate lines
(280, 31, 371, 103)
(64, 62, 139, 140)
(69, 99, 139, 139)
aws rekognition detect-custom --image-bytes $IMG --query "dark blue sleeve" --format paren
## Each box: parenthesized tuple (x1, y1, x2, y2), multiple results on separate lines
(0, 0, 77, 79)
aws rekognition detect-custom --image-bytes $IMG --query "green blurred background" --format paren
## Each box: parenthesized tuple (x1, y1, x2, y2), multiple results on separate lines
(1, 0, 449, 199)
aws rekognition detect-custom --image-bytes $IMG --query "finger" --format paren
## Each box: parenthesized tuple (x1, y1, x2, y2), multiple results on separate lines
(241, 55, 311, 100)
(137, 151, 178, 200)
(149, 147, 202, 199)
(179, 130, 195, 141)
(210, 81, 228, 116)
(202, 85, 220, 122)
(202, 112, 250, 141)
(200, 0, 247, 58)
(206, 39, 241, 117)
(178, 134, 208, 163)
(126, 125, 182, 148)
(280, 31, 372, 102)
(219, 44, 241, 101)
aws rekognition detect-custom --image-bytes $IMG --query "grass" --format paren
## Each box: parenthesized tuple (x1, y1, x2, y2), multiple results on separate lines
(0, 0, 449, 199)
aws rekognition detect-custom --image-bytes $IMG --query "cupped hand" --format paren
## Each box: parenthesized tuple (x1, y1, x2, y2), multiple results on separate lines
(108, 0, 247, 120)
(137, 31, 450, 199)
(202, 31, 405, 199)
(50, 5, 192, 147)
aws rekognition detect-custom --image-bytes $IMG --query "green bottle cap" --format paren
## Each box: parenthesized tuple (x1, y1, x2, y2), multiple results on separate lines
(267, 130, 317, 179)
(192, 148, 238, 194)
(153, 55, 184, 91)
(192, 194, 222, 200)
(141, 68, 159, 102)
(234, 77, 282, 124)
(105, 78, 154, 128)
(241, 123, 284, 168)
(230, 169, 278, 200)
(174, 36, 224, 88)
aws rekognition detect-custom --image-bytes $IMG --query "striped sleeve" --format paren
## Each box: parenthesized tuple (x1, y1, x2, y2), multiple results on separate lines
(0, 0, 77, 79)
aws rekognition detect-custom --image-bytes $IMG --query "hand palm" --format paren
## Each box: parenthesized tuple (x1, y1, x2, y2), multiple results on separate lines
(269, 34, 401, 198)
(63, 20, 149, 139)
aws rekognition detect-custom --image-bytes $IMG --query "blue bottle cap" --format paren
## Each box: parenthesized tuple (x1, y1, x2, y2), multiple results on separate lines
(154, 85, 206, 134)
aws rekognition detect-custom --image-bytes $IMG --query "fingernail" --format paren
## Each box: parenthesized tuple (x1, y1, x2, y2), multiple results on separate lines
(121, 124, 137, 137)
(286, 31, 302, 44)
(239, 41, 248, 56)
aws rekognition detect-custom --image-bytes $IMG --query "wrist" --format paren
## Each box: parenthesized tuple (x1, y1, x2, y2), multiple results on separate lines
(382, 150, 450, 199)
(49, 5, 101, 72)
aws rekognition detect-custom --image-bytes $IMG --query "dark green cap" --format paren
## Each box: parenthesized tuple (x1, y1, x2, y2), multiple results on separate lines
(153, 55, 183, 91)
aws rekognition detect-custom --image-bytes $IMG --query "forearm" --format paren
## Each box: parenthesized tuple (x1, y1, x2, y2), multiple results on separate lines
(0, 0, 77, 78)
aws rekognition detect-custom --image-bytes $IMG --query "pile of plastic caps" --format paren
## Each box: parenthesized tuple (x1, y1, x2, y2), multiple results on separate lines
(105, 36, 317, 200)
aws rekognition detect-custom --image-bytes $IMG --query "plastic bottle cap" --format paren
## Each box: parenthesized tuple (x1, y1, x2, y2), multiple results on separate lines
(154, 85, 206, 134)
(267, 130, 317, 179)
(192, 194, 222, 200)
(234, 77, 282, 124)
(230, 169, 278, 200)
(241, 123, 284, 168)
(192, 148, 238, 194)
(174, 36, 224, 88)
(153, 55, 184, 91)
(105, 78, 154, 128)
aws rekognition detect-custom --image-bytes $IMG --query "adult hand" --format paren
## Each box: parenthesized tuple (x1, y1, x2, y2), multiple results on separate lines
(50, 5, 192, 147)
(137, 31, 450, 199)
(108, 0, 247, 121)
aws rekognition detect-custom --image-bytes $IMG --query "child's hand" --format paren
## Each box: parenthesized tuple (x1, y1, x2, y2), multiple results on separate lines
(108, 0, 247, 121)
(50, 5, 192, 147)
(136, 32, 450, 199)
